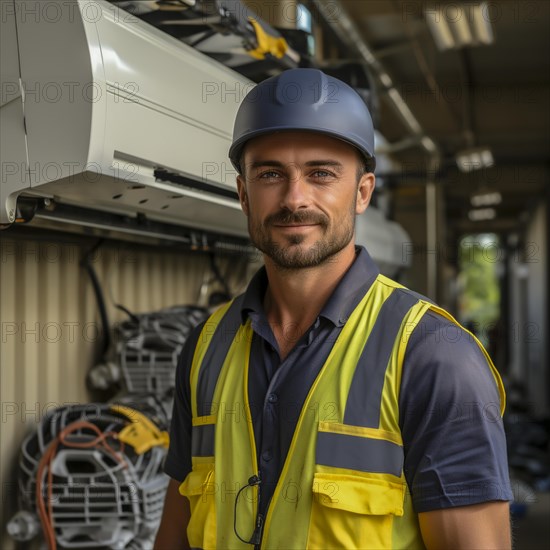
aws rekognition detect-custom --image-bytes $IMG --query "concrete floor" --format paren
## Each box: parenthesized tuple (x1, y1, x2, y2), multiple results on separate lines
(513, 492, 550, 550)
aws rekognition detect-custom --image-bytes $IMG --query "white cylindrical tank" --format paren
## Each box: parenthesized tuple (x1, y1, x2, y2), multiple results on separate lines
(355, 206, 412, 278)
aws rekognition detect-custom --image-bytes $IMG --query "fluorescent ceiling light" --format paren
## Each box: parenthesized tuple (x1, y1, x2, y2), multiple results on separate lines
(451, 6, 473, 46)
(481, 149, 494, 167)
(470, 151, 482, 166)
(471, 191, 502, 207)
(456, 147, 494, 172)
(471, 3, 494, 44)
(468, 208, 496, 221)
(425, 2, 495, 50)
(425, 10, 454, 50)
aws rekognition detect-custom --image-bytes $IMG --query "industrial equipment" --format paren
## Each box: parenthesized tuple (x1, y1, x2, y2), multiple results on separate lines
(7, 403, 169, 549)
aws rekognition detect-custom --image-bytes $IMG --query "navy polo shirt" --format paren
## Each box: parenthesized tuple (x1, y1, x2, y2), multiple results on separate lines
(165, 247, 513, 516)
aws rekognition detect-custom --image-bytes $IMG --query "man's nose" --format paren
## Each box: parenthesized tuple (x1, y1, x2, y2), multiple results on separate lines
(280, 170, 311, 212)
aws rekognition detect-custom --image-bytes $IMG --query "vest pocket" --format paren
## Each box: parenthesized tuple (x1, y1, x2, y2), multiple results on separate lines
(307, 471, 405, 549)
(179, 464, 216, 549)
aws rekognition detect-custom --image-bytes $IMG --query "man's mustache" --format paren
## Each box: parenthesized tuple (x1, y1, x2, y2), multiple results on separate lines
(265, 210, 329, 227)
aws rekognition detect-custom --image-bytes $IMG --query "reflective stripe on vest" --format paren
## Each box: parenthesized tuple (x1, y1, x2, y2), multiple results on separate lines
(180, 274, 506, 549)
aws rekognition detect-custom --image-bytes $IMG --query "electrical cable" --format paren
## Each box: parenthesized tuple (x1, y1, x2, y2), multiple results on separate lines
(101, 248, 140, 324)
(114, 303, 141, 324)
(80, 240, 111, 360)
(35, 420, 127, 550)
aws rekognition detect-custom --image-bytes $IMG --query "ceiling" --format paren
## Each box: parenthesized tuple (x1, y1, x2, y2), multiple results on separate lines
(335, 0, 550, 237)
(112, 0, 549, 240)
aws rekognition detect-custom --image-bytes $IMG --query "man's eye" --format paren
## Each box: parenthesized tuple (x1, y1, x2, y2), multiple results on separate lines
(259, 170, 281, 179)
(311, 170, 334, 178)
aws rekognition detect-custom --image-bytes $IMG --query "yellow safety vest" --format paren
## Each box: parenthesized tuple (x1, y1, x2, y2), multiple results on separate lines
(179, 274, 506, 549)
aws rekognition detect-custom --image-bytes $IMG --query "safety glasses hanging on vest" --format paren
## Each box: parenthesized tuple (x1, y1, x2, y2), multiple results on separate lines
(233, 474, 264, 546)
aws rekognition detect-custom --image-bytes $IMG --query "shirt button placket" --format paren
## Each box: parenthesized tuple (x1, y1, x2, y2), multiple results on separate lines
(261, 393, 279, 468)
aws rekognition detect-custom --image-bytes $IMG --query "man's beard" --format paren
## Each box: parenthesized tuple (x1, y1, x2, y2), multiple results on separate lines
(248, 205, 356, 269)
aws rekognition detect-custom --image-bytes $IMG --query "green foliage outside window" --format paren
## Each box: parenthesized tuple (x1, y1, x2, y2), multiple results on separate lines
(458, 234, 501, 348)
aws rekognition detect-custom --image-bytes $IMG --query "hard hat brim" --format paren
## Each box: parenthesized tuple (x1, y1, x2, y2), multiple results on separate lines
(229, 127, 376, 174)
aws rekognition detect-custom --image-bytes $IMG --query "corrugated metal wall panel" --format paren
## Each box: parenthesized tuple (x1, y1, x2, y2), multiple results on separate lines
(1, 244, 18, 550)
(0, 236, 249, 548)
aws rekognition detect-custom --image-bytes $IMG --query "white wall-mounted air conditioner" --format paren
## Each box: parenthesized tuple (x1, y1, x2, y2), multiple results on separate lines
(1, 0, 250, 236)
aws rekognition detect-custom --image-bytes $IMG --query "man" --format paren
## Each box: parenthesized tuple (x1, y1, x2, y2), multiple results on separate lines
(155, 69, 512, 549)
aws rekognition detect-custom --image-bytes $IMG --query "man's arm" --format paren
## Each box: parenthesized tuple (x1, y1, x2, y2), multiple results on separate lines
(154, 478, 191, 550)
(419, 501, 511, 550)
(400, 312, 514, 547)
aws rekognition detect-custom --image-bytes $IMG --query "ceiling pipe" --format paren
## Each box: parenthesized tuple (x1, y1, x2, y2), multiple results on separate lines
(376, 136, 424, 154)
(312, 0, 439, 158)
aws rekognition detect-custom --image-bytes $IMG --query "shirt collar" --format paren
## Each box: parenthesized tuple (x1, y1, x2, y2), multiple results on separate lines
(240, 246, 380, 327)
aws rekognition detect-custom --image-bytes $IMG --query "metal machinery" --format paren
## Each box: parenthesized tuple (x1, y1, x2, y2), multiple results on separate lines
(7, 404, 170, 549)
(116, 305, 208, 395)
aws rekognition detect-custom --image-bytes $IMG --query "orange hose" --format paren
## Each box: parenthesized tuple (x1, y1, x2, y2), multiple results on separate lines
(35, 419, 127, 549)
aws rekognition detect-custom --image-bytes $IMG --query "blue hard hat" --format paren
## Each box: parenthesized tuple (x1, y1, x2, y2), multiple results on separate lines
(229, 68, 376, 173)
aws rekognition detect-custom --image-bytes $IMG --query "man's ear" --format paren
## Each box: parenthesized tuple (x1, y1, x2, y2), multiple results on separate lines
(237, 174, 249, 216)
(356, 173, 375, 215)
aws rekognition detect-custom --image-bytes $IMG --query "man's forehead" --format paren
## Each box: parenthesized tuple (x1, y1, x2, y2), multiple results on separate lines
(243, 131, 358, 162)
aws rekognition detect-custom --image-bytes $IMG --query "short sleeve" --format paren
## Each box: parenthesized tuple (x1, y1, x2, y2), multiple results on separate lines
(399, 310, 513, 512)
(163, 322, 205, 482)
